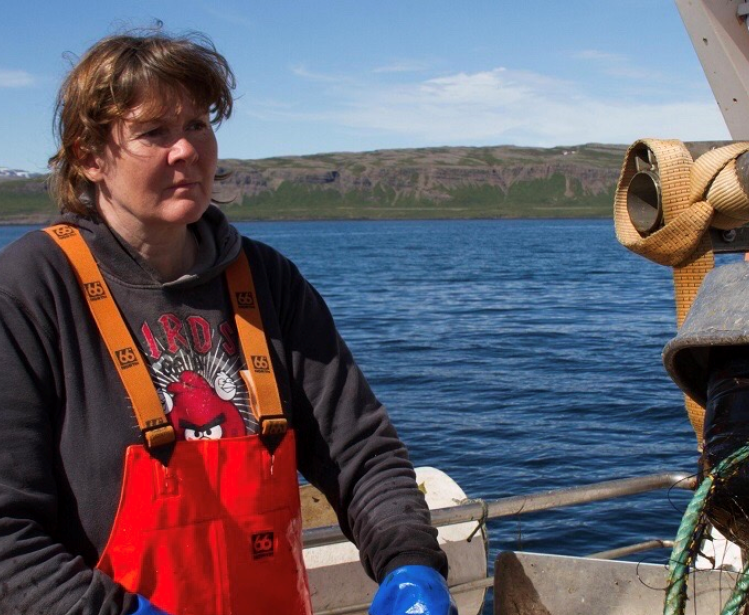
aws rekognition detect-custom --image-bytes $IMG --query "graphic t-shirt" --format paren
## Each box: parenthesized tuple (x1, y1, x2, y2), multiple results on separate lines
(140, 310, 258, 438)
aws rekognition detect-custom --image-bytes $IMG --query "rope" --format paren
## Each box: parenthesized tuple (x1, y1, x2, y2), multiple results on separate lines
(461, 497, 488, 542)
(720, 560, 749, 615)
(614, 139, 749, 443)
(664, 443, 749, 615)
(663, 475, 711, 614)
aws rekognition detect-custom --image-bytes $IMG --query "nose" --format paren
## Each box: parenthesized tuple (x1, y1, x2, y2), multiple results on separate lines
(168, 135, 199, 165)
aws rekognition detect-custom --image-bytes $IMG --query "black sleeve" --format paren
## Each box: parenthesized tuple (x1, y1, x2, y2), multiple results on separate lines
(0, 286, 133, 614)
(258, 244, 448, 582)
(704, 347, 749, 466)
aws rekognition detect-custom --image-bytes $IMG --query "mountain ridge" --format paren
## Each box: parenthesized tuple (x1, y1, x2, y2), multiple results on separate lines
(0, 143, 651, 223)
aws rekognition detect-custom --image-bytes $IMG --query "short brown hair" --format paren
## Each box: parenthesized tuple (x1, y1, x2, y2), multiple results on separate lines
(48, 30, 235, 214)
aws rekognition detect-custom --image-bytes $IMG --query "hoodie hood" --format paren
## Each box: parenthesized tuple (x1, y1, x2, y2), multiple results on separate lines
(57, 205, 242, 289)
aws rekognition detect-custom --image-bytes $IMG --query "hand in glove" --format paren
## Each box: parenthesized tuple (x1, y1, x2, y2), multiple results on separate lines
(127, 595, 172, 615)
(369, 565, 457, 615)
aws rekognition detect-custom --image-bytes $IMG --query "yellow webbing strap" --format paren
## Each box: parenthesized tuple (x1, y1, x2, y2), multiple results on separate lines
(226, 250, 288, 436)
(44, 225, 175, 448)
(674, 239, 714, 443)
(614, 139, 701, 267)
(614, 139, 749, 444)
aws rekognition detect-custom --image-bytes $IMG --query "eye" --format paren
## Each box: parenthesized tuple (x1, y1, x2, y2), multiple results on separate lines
(215, 371, 237, 401)
(205, 425, 223, 440)
(187, 118, 210, 132)
(141, 126, 166, 138)
(159, 389, 174, 413)
(184, 428, 199, 441)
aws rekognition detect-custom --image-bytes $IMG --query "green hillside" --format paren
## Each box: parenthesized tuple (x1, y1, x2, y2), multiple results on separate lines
(0, 144, 627, 223)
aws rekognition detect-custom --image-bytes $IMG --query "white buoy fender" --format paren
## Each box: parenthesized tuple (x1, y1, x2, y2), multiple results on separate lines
(302, 466, 488, 615)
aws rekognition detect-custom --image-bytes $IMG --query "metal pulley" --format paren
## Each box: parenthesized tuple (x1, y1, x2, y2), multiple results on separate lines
(621, 141, 749, 253)
(626, 144, 663, 236)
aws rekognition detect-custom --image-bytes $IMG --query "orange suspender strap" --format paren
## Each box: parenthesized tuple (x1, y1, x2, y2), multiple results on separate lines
(45, 224, 288, 445)
(226, 250, 288, 436)
(44, 225, 176, 448)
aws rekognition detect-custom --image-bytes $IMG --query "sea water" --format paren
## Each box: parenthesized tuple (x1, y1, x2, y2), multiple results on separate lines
(237, 218, 699, 614)
(0, 219, 707, 613)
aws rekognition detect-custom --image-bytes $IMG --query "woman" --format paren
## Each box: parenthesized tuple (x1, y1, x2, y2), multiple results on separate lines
(0, 32, 455, 615)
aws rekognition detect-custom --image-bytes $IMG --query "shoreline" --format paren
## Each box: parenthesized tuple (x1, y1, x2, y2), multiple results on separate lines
(229, 213, 615, 223)
(0, 213, 616, 226)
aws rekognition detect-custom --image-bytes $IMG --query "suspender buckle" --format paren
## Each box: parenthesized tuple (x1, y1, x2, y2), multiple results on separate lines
(143, 424, 176, 448)
(260, 416, 288, 436)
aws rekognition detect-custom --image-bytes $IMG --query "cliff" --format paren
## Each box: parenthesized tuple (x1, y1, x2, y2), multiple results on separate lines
(215, 143, 626, 220)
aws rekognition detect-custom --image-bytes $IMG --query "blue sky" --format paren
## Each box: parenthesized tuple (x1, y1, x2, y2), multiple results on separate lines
(0, 0, 731, 172)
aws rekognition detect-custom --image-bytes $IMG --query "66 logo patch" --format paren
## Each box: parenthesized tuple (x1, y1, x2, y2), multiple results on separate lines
(115, 347, 139, 369)
(52, 226, 75, 239)
(251, 355, 270, 373)
(84, 281, 107, 301)
(252, 531, 274, 559)
(236, 291, 255, 308)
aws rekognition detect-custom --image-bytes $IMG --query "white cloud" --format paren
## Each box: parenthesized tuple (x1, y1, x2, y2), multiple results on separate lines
(0, 70, 34, 88)
(200, 4, 256, 30)
(574, 50, 623, 62)
(572, 48, 665, 81)
(373, 61, 430, 74)
(236, 97, 297, 121)
(250, 65, 729, 147)
(290, 64, 349, 84)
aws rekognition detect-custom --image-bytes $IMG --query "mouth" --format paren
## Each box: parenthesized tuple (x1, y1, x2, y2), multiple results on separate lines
(168, 180, 201, 190)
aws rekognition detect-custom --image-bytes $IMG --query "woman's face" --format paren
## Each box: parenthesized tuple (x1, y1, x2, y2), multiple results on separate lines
(83, 93, 218, 235)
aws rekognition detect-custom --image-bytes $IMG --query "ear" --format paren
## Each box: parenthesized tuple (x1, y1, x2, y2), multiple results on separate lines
(75, 141, 106, 183)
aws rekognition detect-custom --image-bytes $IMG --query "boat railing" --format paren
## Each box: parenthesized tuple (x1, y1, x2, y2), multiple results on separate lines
(304, 471, 696, 614)
(303, 471, 696, 548)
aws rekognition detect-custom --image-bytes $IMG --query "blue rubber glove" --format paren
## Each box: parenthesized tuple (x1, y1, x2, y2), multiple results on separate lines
(369, 565, 458, 615)
(127, 595, 172, 615)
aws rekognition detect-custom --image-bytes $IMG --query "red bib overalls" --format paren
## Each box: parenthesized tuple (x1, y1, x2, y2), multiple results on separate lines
(46, 225, 312, 615)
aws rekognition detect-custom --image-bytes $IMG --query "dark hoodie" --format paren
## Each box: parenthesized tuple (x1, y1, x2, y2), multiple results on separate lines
(0, 206, 446, 615)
